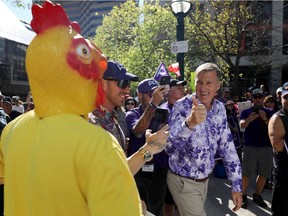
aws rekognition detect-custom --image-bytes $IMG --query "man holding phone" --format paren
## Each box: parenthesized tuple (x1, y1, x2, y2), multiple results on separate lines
(240, 88, 273, 208)
(126, 78, 169, 215)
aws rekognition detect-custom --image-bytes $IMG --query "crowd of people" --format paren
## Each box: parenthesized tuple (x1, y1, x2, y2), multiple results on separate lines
(1, 59, 288, 216)
(214, 83, 288, 216)
(1, 57, 287, 216)
(90, 60, 287, 216)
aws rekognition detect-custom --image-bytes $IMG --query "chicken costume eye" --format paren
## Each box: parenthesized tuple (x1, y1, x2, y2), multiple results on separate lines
(76, 44, 90, 59)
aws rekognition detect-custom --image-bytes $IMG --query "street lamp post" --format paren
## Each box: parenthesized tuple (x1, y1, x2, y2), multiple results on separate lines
(170, 0, 192, 81)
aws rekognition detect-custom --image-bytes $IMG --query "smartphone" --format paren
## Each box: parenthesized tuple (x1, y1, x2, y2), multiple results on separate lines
(251, 106, 260, 113)
(150, 108, 169, 132)
(160, 76, 170, 86)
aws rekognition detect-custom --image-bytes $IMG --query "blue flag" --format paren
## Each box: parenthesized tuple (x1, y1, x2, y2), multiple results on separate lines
(153, 62, 171, 82)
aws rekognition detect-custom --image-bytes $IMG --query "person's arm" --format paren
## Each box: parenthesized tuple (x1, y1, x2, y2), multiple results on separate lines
(26, 91, 32, 105)
(268, 114, 285, 152)
(127, 125, 169, 175)
(131, 104, 156, 138)
(258, 109, 269, 124)
(132, 86, 167, 138)
(166, 96, 206, 154)
(218, 116, 242, 193)
(231, 192, 242, 212)
(0, 108, 7, 135)
(239, 111, 258, 129)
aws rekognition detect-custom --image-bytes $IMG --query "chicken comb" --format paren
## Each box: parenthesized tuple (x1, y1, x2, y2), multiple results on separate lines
(31, 0, 80, 34)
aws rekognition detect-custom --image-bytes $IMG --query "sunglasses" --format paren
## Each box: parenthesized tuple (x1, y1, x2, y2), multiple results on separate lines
(105, 79, 130, 89)
(253, 95, 263, 99)
(145, 91, 154, 97)
(283, 95, 288, 100)
(126, 102, 135, 106)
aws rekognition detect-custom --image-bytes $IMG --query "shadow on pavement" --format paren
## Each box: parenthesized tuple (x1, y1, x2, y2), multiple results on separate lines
(205, 175, 272, 216)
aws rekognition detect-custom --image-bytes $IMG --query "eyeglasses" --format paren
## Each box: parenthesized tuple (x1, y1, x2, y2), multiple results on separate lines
(253, 95, 263, 99)
(105, 79, 130, 89)
(146, 91, 154, 97)
(126, 102, 135, 106)
(265, 101, 274, 104)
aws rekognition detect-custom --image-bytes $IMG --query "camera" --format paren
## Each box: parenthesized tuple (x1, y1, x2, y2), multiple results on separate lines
(150, 108, 169, 132)
(251, 106, 260, 114)
(160, 76, 170, 86)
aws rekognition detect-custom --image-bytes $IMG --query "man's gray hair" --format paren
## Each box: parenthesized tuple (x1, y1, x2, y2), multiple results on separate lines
(195, 63, 221, 81)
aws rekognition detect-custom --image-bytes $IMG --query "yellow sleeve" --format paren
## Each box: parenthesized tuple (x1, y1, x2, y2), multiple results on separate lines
(87, 147, 142, 215)
(0, 140, 4, 184)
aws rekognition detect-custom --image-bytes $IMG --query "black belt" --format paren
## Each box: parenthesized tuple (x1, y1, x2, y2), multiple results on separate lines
(170, 170, 209, 182)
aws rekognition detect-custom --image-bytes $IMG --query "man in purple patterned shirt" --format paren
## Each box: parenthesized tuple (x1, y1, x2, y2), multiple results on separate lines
(166, 63, 242, 216)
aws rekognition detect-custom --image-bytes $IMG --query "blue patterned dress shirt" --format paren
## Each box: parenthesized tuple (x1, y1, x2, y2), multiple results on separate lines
(165, 94, 242, 192)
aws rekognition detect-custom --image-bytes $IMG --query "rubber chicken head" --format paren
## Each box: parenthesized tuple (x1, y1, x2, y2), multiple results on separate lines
(26, 0, 107, 118)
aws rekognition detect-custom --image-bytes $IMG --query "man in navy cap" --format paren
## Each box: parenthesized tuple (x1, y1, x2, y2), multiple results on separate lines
(126, 78, 169, 215)
(240, 88, 273, 208)
(89, 61, 169, 176)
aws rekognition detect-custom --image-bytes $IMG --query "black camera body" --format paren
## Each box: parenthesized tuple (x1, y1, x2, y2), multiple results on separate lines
(150, 108, 169, 132)
(160, 76, 170, 86)
(251, 106, 260, 114)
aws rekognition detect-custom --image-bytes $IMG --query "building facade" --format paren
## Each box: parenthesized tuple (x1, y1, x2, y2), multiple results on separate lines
(0, 1, 35, 98)
(34, 0, 123, 38)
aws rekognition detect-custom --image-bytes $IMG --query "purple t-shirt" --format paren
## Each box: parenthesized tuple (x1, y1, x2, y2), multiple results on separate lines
(126, 106, 168, 171)
(240, 106, 273, 147)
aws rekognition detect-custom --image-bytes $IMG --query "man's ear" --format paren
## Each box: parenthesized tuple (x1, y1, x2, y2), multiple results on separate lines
(102, 80, 108, 92)
(217, 83, 221, 91)
(137, 92, 142, 102)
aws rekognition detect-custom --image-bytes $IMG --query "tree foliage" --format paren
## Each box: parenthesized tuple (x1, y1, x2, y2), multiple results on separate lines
(94, 0, 273, 96)
(185, 0, 251, 93)
(94, 0, 177, 80)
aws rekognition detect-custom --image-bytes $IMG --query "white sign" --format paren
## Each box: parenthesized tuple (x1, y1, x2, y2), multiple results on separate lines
(171, 40, 188, 54)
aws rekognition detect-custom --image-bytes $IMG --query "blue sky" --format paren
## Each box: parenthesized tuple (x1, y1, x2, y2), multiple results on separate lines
(3, 0, 32, 23)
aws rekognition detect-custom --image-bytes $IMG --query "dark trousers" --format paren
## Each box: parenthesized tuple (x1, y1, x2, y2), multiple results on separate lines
(0, 184, 3, 216)
(272, 178, 288, 216)
(134, 168, 168, 216)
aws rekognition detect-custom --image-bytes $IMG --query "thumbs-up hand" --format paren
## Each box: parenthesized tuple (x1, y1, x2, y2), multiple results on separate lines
(185, 96, 207, 129)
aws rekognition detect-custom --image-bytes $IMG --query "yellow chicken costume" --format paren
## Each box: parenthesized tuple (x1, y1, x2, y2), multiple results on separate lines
(0, 1, 141, 215)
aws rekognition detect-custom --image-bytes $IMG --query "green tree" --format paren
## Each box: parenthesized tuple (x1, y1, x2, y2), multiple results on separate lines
(94, 0, 272, 96)
(185, 0, 252, 95)
(94, 0, 177, 81)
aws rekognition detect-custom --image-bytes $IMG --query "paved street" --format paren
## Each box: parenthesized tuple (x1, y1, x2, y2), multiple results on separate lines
(205, 175, 272, 216)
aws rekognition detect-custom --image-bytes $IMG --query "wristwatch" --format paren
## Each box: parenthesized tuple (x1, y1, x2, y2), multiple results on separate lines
(139, 147, 153, 162)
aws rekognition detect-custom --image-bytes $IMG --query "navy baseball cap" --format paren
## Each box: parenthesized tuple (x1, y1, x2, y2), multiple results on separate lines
(252, 88, 264, 97)
(282, 82, 288, 97)
(169, 79, 187, 87)
(137, 78, 159, 93)
(3, 96, 12, 104)
(103, 60, 139, 81)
